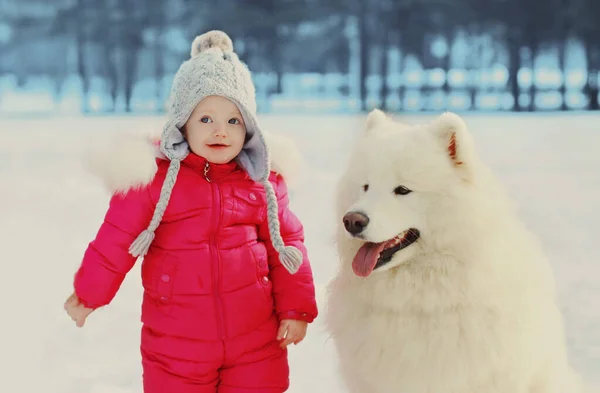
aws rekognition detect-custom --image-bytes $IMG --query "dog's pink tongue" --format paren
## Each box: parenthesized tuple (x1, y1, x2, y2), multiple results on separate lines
(352, 242, 385, 277)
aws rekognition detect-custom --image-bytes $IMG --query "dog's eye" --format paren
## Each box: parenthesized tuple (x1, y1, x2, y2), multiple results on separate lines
(363, 184, 369, 192)
(394, 185, 412, 195)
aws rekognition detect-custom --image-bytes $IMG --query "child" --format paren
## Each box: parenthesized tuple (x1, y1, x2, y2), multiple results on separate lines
(64, 30, 318, 393)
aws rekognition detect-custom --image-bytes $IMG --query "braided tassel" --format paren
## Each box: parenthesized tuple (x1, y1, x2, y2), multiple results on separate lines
(129, 230, 155, 257)
(261, 179, 303, 274)
(129, 159, 181, 257)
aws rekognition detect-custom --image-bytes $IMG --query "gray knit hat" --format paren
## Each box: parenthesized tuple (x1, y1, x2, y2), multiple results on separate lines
(128, 30, 302, 274)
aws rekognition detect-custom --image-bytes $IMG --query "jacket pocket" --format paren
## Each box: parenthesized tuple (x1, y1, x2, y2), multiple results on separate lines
(232, 187, 266, 224)
(249, 244, 273, 304)
(141, 251, 177, 317)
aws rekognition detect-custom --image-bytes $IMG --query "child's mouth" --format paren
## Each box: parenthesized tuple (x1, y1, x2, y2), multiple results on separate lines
(207, 143, 229, 149)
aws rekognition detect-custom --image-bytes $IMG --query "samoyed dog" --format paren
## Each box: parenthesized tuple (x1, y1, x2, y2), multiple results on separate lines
(325, 110, 585, 393)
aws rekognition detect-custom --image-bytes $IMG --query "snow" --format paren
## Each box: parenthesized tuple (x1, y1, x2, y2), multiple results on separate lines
(1, 113, 598, 392)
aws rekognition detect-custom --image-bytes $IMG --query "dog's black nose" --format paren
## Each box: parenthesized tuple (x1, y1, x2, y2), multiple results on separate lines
(343, 212, 369, 235)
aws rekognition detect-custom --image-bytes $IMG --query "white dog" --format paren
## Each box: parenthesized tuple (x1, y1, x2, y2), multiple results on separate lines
(325, 110, 585, 393)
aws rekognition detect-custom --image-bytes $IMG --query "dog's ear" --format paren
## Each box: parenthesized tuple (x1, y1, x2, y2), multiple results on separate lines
(431, 112, 476, 179)
(365, 109, 388, 132)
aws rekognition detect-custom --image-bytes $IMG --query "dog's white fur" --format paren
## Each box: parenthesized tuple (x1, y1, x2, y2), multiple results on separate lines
(325, 110, 584, 393)
(82, 128, 302, 194)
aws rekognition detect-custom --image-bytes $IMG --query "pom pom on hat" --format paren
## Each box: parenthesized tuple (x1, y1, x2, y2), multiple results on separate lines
(191, 30, 234, 57)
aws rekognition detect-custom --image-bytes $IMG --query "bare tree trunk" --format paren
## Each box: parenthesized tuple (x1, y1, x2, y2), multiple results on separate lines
(53, 72, 65, 103)
(98, 0, 118, 112)
(528, 43, 538, 111)
(442, 29, 452, 94)
(557, 39, 568, 111)
(358, 0, 368, 111)
(103, 43, 118, 111)
(75, 17, 89, 113)
(380, 31, 390, 110)
(507, 36, 521, 111)
(589, 76, 599, 110)
(556, 1, 570, 112)
(583, 40, 599, 110)
(121, 0, 140, 113)
(154, 5, 165, 111)
(264, 29, 282, 94)
(123, 50, 138, 112)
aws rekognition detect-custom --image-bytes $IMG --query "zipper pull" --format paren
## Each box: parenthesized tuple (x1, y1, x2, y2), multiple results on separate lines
(204, 162, 211, 182)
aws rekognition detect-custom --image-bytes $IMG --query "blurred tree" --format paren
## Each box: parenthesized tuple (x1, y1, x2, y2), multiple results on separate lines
(179, 0, 332, 94)
(144, 0, 167, 106)
(475, 0, 561, 111)
(118, 0, 144, 112)
(52, 0, 145, 112)
(51, 0, 94, 112)
(571, 0, 600, 110)
(553, 0, 573, 111)
(322, 0, 477, 110)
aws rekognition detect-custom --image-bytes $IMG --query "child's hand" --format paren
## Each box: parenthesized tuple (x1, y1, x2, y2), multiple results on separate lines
(64, 292, 94, 327)
(277, 319, 308, 348)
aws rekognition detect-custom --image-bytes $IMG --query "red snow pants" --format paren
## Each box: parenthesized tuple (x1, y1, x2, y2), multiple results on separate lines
(140, 318, 289, 393)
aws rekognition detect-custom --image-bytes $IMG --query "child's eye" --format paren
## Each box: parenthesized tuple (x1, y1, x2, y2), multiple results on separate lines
(200, 117, 212, 123)
(228, 118, 240, 125)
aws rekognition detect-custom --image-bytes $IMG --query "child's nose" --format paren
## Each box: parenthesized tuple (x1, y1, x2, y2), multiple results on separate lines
(213, 125, 227, 137)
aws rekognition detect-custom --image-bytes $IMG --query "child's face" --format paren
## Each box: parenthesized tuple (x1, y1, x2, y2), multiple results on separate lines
(183, 96, 247, 164)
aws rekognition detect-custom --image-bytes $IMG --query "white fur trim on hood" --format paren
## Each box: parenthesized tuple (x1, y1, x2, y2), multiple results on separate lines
(83, 129, 303, 195)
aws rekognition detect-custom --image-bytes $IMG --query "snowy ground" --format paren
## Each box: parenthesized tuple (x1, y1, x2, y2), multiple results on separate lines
(1, 113, 598, 393)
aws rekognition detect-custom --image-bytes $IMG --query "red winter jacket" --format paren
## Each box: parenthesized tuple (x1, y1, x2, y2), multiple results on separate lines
(73, 151, 318, 341)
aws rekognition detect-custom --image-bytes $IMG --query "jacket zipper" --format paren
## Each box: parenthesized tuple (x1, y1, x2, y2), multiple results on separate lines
(205, 162, 226, 340)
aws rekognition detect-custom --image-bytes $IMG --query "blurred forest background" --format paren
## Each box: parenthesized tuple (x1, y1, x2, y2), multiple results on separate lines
(0, 0, 599, 114)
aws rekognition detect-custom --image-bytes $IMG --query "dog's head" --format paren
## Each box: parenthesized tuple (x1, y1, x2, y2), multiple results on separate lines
(337, 109, 482, 277)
